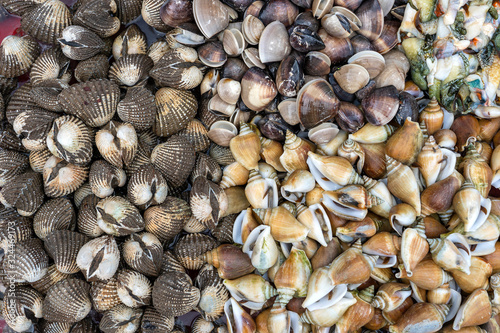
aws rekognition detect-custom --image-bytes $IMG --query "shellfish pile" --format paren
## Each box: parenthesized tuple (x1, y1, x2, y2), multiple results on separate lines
(0, 0, 499, 332)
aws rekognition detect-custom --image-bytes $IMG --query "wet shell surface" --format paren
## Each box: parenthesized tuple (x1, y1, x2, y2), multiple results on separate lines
(42, 278, 92, 322)
(154, 87, 198, 137)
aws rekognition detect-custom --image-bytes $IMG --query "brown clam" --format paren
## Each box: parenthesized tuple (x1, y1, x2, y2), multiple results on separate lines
(76, 235, 120, 281)
(22, 0, 73, 45)
(116, 87, 156, 131)
(75, 54, 110, 83)
(100, 304, 143, 333)
(73, 0, 120, 38)
(297, 79, 340, 129)
(89, 160, 127, 198)
(0, 171, 44, 217)
(123, 232, 163, 277)
(144, 196, 191, 242)
(58, 25, 106, 61)
(90, 277, 122, 312)
(43, 278, 92, 323)
(154, 87, 198, 137)
(240, 67, 278, 112)
(43, 156, 89, 198)
(174, 233, 219, 270)
(0, 35, 41, 78)
(152, 271, 201, 317)
(45, 230, 88, 274)
(362, 85, 400, 126)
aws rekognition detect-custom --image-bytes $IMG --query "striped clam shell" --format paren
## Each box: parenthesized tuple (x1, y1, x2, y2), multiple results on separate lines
(42, 278, 92, 322)
(125, 141, 152, 178)
(195, 264, 229, 321)
(0, 124, 27, 152)
(160, 250, 186, 275)
(95, 120, 138, 169)
(152, 271, 201, 317)
(46, 115, 93, 166)
(0, 147, 29, 186)
(112, 24, 148, 60)
(141, 306, 175, 333)
(0, 35, 41, 78)
(0, 171, 44, 217)
(13, 109, 59, 152)
(178, 119, 211, 152)
(212, 213, 236, 244)
(151, 135, 196, 188)
(77, 194, 104, 238)
(190, 153, 222, 183)
(89, 159, 127, 198)
(31, 264, 71, 295)
(45, 230, 89, 274)
(127, 164, 168, 209)
(58, 25, 106, 61)
(7, 238, 49, 283)
(96, 196, 144, 236)
(29, 149, 53, 174)
(142, 0, 171, 32)
(33, 197, 75, 240)
(117, 87, 156, 131)
(190, 176, 228, 230)
(74, 54, 110, 83)
(116, 0, 142, 24)
(183, 215, 207, 233)
(116, 269, 153, 308)
(41, 319, 97, 333)
(73, 0, 120, 38)
(2, 286, 43, 332)
(30, 48, 71, 87)
(21, 0, 73, 45)
(123, 232, 163, 277)
(109, 54, 154, 87)
(91, 277, 123, 312)
(59, 79, 120, 127)
(99, 304, 143, 333)
(144, 196, 191, 243)
(30, 85, 66, 112)
(147, 39, 171, 65)
(173, 233, 219, 270)
(209, 143, 236, 166)
(154, 87, 198, 137)
(5, 83, 42, 124)
(43, 156, 89, 198)
(0, 207, 33, 251)
(76, 235, 120, 281)
(1, 0, 46, 16)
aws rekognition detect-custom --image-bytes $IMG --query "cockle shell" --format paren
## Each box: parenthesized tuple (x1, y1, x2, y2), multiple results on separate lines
(144, 196, 191, 242)
(76, 235, 120, 281)
(174, 233, 219, 270)
(195, 264, 230, 321)
(123, 232, 163, 277)
(152, 271, 201, 317)
(2, 286, 43, 332)
(154, 87, 198, 137)
(21, 0, 72, 45)
(89, 160, 127, 198)
(43, 156, 89, 197)
(100, 304, 143, 333)
(58, 25, 106, 61)
(117, 87, 156, 131)
(45, 230, 88, 274)
(116, 269, 152, 308)
(90, 277, 122, 312)
(43, 278, 92, 323)
(7, 238, 49, 283)
(0, 171, 44, 216)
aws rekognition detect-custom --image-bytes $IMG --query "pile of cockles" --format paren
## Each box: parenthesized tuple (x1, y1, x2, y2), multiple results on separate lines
(0, 0, 499, 332)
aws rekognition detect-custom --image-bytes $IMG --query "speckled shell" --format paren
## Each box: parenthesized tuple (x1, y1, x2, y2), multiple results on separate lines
(117, 87, 156, 131)
(43, 156, 89, 197)
(77, 194, 104, 238)
(109, 54, 154, 87)
(45, 230, 89, 274)
(0, 171, 44, 217)
(46, 115, 93, 166)
(0, 147, 29, 186)
(76, 235, 120, 281)
(144, 196, 191, 242)
(174, 233, 219, 270)
(151, 135, 196, 188)
(73, 0, 120, 38)
(127, 164, 168, 209)
(59, 79, 120, 128)
(0, 35, 41, 78)
(8, 238, 49, 283)
(33, 197, 75, 240)
(153, 87, 198, 137)
(43, 278, 92, 322)
(141, 306, 175, 333)
(30, 264, 71, 295)
(96, 196, 144, 236)
(2, 286, 43, 333)
(0, 124, 25, 152)
(149, 47, 205, 89)
(96, 121, 138, 169)
(30, 86, 66, 112)
(116, 268, 153, 308)
(152, 271, 201, 317)
(30, 48, 71, 87)
(178, 119, 211, 152)
(5, 83, 41, 125)
(123, 232, 163, 277)
(89, 160, 126, 198)
(99, 304, 143, 333)
(74, 54, 110, 83)
(21, 0, 73, 45)
(195, 264, 229, 321)
(13, 109, 59, 151)
(90, 277, 122, 312)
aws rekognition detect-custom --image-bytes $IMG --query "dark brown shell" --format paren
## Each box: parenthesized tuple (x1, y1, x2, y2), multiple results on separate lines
(116, 268, 153, 308)
(30, 86, 65, 112)
(361, 85, 400, 126)
(90, 277, 122, 312)
(144, 196, 191, 243)
(71, 318, 98, 333)
(112, 24, 148, 59)
(125, 140, 152, 178)
(74, 54, 110, 83)
(44, 230, 89, 274)
(0, 124, 25, 152)
(335, 101, 366, 133)
(317, 29, 353, 64)
(77, 194, 103, 238)
(152, 271, 201, 317)
(21, 0, 73, 45)
(151, 135, 196, 188)
(276, 54, 304, 97)
(141, 306, 175, 333)
(13, 109, 59, 152)
(8, 238, 49, 283)
(30, 264, 71, 295)
(148, 39, 171, 65)
(372, 19, 399, 55)
(190, 176, 228, 230)
(76, 235, 120, 281)
(127, 164, 168, 209)
(73, 0, 121, 38)
(212, 213, 236, 243)
(154, 87, 198, 137)
(0, 207, 33, 251)
(297, 79, 340, 129)
(0, 171, 44, 217)
(142, 0, 172, 32)
(161, 250, 187, 274)
(198, 92, 227, 128)
(2, 286, 43, 332)
(240, 67, 278, 112)
(123, 232, 163, 277)
(89, 160, 127, 198)
(174, 233, 219, 270)
(198, 41, 227, 67)
(355, 0, 384, 41)
(117, 87, 156, 131)
(209, 144, 236, 166)
(30, 48, 71, 87)
(0, 0, 43, 16)
(43, 156, 89, 198)
(116, 0, 142, 23)
(195, 264, 229, 321)
(178, 119, 211, 152)
(0, 35, 40, 78)
(58, 25, 106, 61)
(58, 79, 120, 127)
(73, 182, 93, 208)
(96, 196, 144, 236)
(191, 152, 223, 183)
(43, 278, 92, 323)
(0, 147, 29, 186)
(33, 197, 75, 240)
(6, 83, 42, 125)
(259, 0, 299, 26)
(100, 304, 143, 333)
(109, 54, 154, 87)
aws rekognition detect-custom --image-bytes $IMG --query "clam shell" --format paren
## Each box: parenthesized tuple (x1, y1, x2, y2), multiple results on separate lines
(46, 115, 93, 166)
(174, 233, 219, 270)
(100, 304, 143, 333)
(109, 54, 154, 87)
(21, 0, 72, 45)
(297, 79, 340, 129)
(33, 197, 75, 240)
(13, 109, 59, 152)
(96, 196, 144, 236)
(127, 164, 168, 209)
(59, 79, 120, 128)
(153, 87, 198, 137)
(7, 238, 49, 283)
(190, 176, 228, 229)
(304, 51, 331, 76)
(152, 271, 201, 317)
(43, 156, 89, 197)
(178, 119, 211, 152)
(199, 41, 228, 67)
(116, 269, 153, 308)
(0, 147, 29, 186)
(240, 67, 278, 112)
(161, 250, 187, 275)
(151, 135, 196, 188)
(6, 83, 41, 125)
(74, 54, 110, 83)
(213, 214, 236, 243)
(0, 0, 43, 16)
(112, 24, 148, 60)
(159, 0, 193, 27)
(317, 29, 353, 64)
(259, 21, 292, 63)
(2, 286, 43, 332)
(76, 235, 120, 281)
(43, 278, 91, 322)
(196, 264, 229, 321)
(333, 64, 370, 94)
(141, 306, 175, 333)
(30, 86, 65, 112)
(30, 264, 71, 295)
(89, 160, 127, 198)
(144, 196, 192, 242)
(96, 121, 137, 169)
(117, 87, 156, 131)
(191, 152, 223, 183)
(148, 39, 171, 65)
(0, 171, 44, 217)
(361, 85, 400, 126)
(73, 182, 92, 208)
(123, 232, 163, 277)
(116, 0, 142, 23)
(355, 0, 384, 41)
(58, 25, 105, 61)
(90, 277, 122, 312)
(77, 194, 103, 238)
(210, 143, 236, 166)
(0, 208, 33, 251)
(125, 141, 152, 178)
(73, 0, 120, 38)
(45, 230, 89, 274)
(30, 48, 71, 87)
(223, 28, 246, 57)
(0, 124, 25, 152)
(259, 0, 299, 26)
(142, 0, 171, 32)
(193, 0, 230, 38)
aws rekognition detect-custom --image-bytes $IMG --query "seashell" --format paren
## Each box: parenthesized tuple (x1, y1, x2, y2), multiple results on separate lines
(420, 98, 444, 136)
(29, 85, 66, 113)
(240, 67, 278, 112)
(0, 208, 33, 251)
(202, 244, 255, 279)
(277, 131, 313, 173)
(190, 176, 228, 229)
(109, 54, 153, 88)
(452, 257, 492, 294)
(385, 118, 423, 166)
(122, 233, 162, 278)
(6, 237, 49, 284)
(160, 249, 186, 275)
(0, 147, 29, 186)
(417, 136, 443, 187)
(370, 282, 411, 313)
(190, 152, 223, 184)
(58, 25, 106, 61)
(5, 83, 39, 125)
(116, 269, 152, 308)
(217, 78, 241, 106)
(43, 156, 88, 198)
(174, 233, 219, 270)
(0, 34, 41, 76)
(59, 79, 120, 128)
(259, 0, 299, 26)
(453, 289, 492, 330)
(44, 230, 88, 275)
(300, 292, 357, 327)
(209, 94, 236, 117)
(363, 176, 396, 218)
(100, 304, 143, 333)
(43, 278, 92, 322)
(198, 41, 227, 68)
(147, 39, 170, 65)
(112, 24, 148, 60)
(116, 87, 155, 131)
(154, 87, 198, 138)
(178, 119, 211, 153)
(152, 271, 200, 317)
(193, 0, 229, 38)
(95, 121, 137, 169)
(90, 277, 122, 312)
(453, 180, 490, 232)
(141, 306, 175, 333)
(74, 54, 110, 83)
(276, 55, 304, 98)
(77, 235, 120, 281)
(159, 0, 193, 27)
(150, 47, 205, 89)
(0, 0, 43, 16)
(30, 48, 71, 87)
(428, 233, 471, 274)
(200, 68, 220, 96)
(21, 0, 72, 45)
(333, 64, 370, 95)
(450, 115, 480, 153)
(220, 162, 249, 190)
(362, 231, 400, 260)
(224, 297, 257, 333)
(13, 109, 59, 152)
(253, 206, 309, 243)
(242, 47, 265, 69)
(388, 203, 417, 236)
(194, 264, 229, 321)
(89, 160, 126, 199)
(460, 144, 493, 198)
(212, 214, 236, 243)
(400, 220, 428, 277)
(274, 247, 312, 306)
(421, 171, 464, 216)
(335, 102, 365, 134)
(0, 124, 25, 152)
(371, 19, 399, 55)
(350, 123, 396, 144)
(308, 152, 363, 187)
(389, 303, 449, 333)
(317, 29, 353, 64)
(362, 85, 400, 126)
(115, 0, 142, 24)
(391, 92, 418, 127)
(1, 286, 43, 332)
(224, 273, 277, 309)
(296, 79, 340, 129)
(73, 0, 120, 38)
(142, 0, 170, 32)
(334, 286, 374, 333)
(227, 122, 260, 171)
(396, 258, 452, 290)
(242, 15, 264, 45)
(244, 168, 279, 208)
(95, 196, 144, 236)
(386, 155, 421, 216)
(46, 115, 93, 166)
(288, 25, 325, 53)
(311, 0, 334, 18)
(77, 194, 103, 238)
(0, 171, 44, 217)
(126, 164, 167, 209)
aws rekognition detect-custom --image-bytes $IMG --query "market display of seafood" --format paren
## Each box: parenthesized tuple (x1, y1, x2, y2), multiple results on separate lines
(1, 0, 500, 332)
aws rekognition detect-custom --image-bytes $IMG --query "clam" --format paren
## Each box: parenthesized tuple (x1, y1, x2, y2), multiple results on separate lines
(74, 54, 110, 83)
(127, 164, 168, 209)
(90, 277, 122, 312)
(321, 7, 361, 38)
(223, 28, 246, 57)
(58, 26, 106, 61)
(141, 306, 175, 333)
(142, 0, 171, 32)
(297, 79, 340, 129)
(317, 29, 353, 64)
(117, 87, 156, 131)
(13, 109, 58, 152)
(174, 233, 219, 270)
(77, 194, 104, 238)
(240, 67, 278, 112)
(95, 121, 137, 169)
(144, 197, 191, 242)
(258, 21, 292, 63)
(199, 41, 228, 68)
(43, 279, 92, 323)
(152, 271, 201, 317)
(348, 50, 386, 79)
(242, 15, 265, 45)
(112, 24, 148, 60)
(7, 238, 49, 283)
(193, 0, 229, 38)
(259, 0, 299, 26)
(178, 119, 211, 152)
(100, 304, 143, 333)
(96, 196, 144, 236)
(159, 0, 193, 27)
(289, 25, 326, 53)
(109, 54, 154, 88)
(304, 51, 331, 76)
(76, 235, 120, 281)
(43, 156, 89, 198)
(2, 286, 43, 332)
(195, 265, 230, 320)
(0, 171, 44, 217)
(89, 160, 127, 198)
(73, 0, 120, 38)
(45, 230, 88, 274)
(333, 64, 370, 94)
(30, 48, 71, 87)
(355, 0, 384, 41)
(116, 269, 152, 308)
(0, 147, 29, 186)
(123, 232, 163, 277)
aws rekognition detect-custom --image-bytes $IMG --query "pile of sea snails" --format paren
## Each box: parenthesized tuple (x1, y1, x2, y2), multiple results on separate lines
(1, 0, 500, 332)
